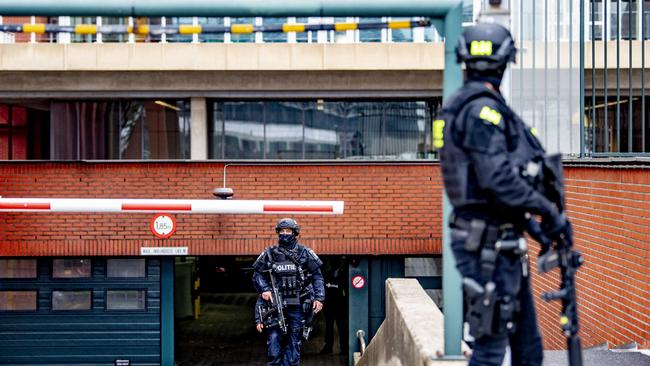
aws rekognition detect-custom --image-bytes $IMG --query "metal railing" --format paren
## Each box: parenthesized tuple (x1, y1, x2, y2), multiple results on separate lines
(356, 329, 367, 355)
(0, 16, 443, 44)
(586, 0, 649, 156)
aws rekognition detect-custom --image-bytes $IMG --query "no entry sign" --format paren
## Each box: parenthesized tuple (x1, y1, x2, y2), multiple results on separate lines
(351, 275, 366, 289)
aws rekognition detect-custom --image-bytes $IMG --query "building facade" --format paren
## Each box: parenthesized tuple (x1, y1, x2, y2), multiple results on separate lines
(0, 4, 649, 365)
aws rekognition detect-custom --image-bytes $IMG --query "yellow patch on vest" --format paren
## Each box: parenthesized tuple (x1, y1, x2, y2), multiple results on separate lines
(479, 106, 502, 126)
(433, 119, 445, 149)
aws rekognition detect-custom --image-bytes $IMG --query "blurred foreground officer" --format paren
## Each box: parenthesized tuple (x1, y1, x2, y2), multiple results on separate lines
(435, 23, 572, 366)
(253, 218, 325, 366)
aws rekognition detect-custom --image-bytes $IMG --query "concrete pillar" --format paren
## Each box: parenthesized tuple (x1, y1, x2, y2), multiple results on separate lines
(190, 97, 208, 160)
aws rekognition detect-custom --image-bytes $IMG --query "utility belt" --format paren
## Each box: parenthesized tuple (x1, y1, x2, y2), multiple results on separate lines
(451, 214, 527, 254)
(451, 214, 527, 339)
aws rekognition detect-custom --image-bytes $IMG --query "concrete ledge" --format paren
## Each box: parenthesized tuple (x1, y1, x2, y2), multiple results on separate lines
(356, 278, 469, 366)
(0, 43, 444, 71)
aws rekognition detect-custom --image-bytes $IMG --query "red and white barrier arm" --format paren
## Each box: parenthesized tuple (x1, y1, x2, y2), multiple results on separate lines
(0, 198, 344, 215)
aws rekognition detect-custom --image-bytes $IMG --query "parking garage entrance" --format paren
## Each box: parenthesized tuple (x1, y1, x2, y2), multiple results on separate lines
(174, 256, 348, 366)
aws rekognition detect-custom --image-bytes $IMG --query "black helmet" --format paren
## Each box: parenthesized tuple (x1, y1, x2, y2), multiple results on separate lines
(456, 23, 517, 71)
(275, 218, 300, 235)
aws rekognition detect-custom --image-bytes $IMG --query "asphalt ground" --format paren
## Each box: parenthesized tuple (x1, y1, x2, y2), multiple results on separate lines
(175, 293, 347, 366)
(543, 349, 650, 366)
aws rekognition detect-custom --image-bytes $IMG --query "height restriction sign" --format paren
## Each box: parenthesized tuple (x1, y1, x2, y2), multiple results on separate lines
(351, 275, 366, 289)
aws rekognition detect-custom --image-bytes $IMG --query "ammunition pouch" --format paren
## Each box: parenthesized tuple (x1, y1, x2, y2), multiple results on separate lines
(463, 278, 518, 338)
(463, 278, 497, 339)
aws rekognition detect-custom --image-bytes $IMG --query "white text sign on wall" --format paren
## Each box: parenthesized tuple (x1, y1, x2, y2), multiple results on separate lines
(140, 247, 188, 256)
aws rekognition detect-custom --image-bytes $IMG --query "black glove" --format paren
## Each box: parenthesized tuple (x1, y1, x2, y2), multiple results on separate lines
(524, 216, 552, 255)
(542, 212, 573, 247)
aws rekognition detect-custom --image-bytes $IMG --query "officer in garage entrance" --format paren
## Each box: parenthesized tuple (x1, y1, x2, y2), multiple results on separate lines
(253, 218, 325, 366)
(435, 23, 572, 366)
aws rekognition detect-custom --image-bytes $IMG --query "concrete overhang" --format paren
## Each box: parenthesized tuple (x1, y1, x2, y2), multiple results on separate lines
(0, 43, 445, 98)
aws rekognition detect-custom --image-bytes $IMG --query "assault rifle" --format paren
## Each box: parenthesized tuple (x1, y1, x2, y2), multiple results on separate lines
(260, 269, 288, 334)
(526, 154, 584, 366)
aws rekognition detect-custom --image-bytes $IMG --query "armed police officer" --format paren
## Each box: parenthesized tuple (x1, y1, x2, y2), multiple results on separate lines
(253, 218, 325, 366)
(435, 23, 573, 366)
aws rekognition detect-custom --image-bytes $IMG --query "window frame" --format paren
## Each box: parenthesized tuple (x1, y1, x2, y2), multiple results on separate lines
(0, 290, 39, 312)
(105, 258, 147, 279)
(0, 258, 38, 279)
(51, 258, 92, 279)
(104, 289, 148, 312)
(51, 289, 93, 312)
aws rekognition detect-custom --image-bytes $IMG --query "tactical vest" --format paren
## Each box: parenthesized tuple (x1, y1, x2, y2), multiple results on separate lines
(437, 82, 546, 216)
(270, 249, 303, 306)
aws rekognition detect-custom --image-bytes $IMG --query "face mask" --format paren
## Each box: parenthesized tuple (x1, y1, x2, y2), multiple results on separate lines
(278, 233, 296, 247)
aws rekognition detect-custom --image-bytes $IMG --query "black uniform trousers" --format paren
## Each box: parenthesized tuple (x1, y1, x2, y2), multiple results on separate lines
(451, 230, 544, 366)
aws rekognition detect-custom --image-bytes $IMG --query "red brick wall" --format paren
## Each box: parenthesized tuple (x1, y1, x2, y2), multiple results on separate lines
(1, 162, 648, 350)
(531, 165, 650, 350)
(0, 162, 442, 255)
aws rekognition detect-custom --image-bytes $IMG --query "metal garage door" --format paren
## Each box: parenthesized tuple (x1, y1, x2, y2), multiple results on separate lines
(0, 258, 162, 365)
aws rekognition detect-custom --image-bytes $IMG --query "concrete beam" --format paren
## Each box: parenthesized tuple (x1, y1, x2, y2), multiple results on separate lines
(190, 97, 207, 160)
(0, 43, 444, 71)
(0, 70, 442, 98)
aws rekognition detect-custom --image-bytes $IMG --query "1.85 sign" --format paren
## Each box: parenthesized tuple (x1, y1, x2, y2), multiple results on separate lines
(150, 213, 177, 239)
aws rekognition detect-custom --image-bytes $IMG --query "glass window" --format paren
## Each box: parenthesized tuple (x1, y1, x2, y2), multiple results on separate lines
(209, 100, 438, 160)
(52, 290, 92, 311)
(52, 259, 91, 278)
(0, 103, 50, 160)
(49, 99, 190, 160)
(107, 259, 146, 278)
(0, 291, 37, 311)
(0, 259, 37, 278)
(106, 290, 146, 310)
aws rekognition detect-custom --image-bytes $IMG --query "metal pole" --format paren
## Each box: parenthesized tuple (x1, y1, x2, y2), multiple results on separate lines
(580, 0, 602, 154)
(545, 0, 549, 147)
(442, 2, 464, 358)
(533, 0, 537, 130)
(557, 0, 561, 151)
(0, 0, 462, 17)
(641, 1, 645, 152)
(628, 0, 633, 152)
(617, 0, 621, 152)
(605, 0, 609, 151)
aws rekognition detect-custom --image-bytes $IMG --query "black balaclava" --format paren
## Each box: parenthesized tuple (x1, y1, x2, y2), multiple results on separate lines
(278, 233, 297, 249)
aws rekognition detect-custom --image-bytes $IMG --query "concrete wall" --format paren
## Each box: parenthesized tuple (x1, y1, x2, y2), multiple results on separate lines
(356, 278, 468, 366)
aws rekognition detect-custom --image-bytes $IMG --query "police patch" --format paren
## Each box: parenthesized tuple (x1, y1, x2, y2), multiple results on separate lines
(479, 106, 502, 126)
